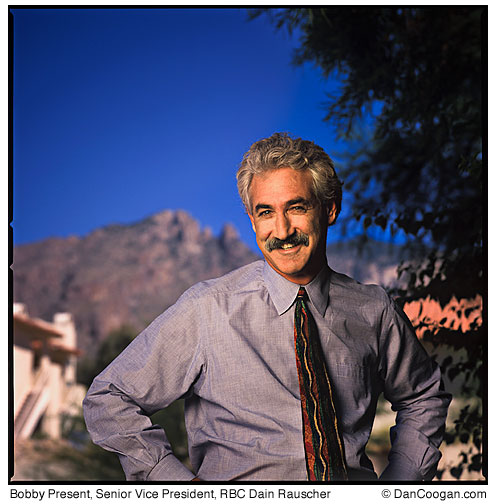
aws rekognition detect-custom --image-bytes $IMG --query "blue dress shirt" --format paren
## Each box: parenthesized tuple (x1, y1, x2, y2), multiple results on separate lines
(83, 260, 451, 481)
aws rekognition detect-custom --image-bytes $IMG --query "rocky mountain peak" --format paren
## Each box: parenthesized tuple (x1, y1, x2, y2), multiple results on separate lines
(219, 223, 239, 244)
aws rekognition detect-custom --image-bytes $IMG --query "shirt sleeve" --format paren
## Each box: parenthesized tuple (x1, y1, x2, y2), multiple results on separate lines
(378, 296, 452, 481)
(82, 288, 206, 481)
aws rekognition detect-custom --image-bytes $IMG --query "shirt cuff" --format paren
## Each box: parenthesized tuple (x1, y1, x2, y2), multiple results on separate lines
(146, 455, 195, 481)
(381, 424, 441, 481)
(379, 456, 423, 481)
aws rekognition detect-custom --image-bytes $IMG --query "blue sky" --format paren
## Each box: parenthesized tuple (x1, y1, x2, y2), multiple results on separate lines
(11, 7, 376, 252)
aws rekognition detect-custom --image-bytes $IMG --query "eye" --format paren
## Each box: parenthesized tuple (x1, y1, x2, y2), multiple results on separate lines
(289, 205, 307, 213)
(258, 209, 272, 218)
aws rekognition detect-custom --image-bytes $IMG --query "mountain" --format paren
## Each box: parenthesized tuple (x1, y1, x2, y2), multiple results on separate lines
(13, 210, 259, 356)
(13, 210, 408, 356)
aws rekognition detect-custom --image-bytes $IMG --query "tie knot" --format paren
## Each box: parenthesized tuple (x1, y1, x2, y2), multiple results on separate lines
(297, 287, 307, 298)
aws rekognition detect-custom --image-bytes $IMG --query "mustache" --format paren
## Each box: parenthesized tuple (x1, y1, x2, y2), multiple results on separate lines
(265, 232, 309, 252)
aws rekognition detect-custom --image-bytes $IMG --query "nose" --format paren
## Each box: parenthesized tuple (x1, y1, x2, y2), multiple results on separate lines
(273, 212, 293, 240)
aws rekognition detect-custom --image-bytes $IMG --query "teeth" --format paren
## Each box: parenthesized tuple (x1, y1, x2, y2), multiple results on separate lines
(281, 243, 294, 249)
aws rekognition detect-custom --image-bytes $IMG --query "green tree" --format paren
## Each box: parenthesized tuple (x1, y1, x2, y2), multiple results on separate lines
(253, 6, 485, 479)
(78, 324, 136, 387)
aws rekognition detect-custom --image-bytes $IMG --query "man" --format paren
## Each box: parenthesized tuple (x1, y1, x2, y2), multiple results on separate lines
(83, 132, 451, 481)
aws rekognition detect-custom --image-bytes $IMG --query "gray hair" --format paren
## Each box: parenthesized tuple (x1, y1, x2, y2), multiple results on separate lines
(237, 132, 342, 220)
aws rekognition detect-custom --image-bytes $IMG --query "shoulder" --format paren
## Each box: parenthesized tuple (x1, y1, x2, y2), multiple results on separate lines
(179, 260, 265, 302)
(329, 269, 392, 325)
(330, 269, 390, 304)
(152, 261, 264, 328)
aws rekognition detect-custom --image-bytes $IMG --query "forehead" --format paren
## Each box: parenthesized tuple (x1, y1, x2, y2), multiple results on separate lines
(249, 168, 315, 207)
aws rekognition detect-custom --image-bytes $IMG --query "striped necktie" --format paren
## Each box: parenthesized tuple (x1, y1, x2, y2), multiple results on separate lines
(293, 287, 348, 481)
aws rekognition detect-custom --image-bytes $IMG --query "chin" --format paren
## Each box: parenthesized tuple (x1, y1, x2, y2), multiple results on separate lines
(270, 259, 308, 278)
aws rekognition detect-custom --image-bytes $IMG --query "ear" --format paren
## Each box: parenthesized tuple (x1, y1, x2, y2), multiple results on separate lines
(248, 213, 256, 233)
(327, 202, 337, 227)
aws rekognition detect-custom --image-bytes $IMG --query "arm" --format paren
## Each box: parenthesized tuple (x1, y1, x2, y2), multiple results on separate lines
(83, 289, 205, 481)
(378, 298, 452, 481)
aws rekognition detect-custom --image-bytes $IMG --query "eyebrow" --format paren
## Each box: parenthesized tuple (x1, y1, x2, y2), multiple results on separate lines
(286, 197, 311, 207)
(254, 198, 311, 214)
(254, 203, 273, 214)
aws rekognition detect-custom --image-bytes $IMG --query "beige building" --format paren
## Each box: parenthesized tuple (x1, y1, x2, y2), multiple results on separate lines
(13, 303, 86, 441)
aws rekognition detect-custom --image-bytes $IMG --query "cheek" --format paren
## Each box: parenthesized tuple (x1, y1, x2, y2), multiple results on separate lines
(254, 221, 272, 241)
(295, 216, 317, 234)
(300, 218, 324, 244)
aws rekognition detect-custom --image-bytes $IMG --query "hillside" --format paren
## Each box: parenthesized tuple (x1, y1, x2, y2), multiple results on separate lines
(13, 210, 258, 356)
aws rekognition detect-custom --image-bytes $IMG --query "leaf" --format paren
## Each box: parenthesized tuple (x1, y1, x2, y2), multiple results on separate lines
(448, 367, 460, 381)
(450, 466, 463, 479)
(375, 214, 387, 230)
(442, 355, 453, 368)
(471, 454, 482, 465)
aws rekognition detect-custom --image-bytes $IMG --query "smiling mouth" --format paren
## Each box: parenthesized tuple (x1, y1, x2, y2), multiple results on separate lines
(280, 243, 299, 250)
(265, 232, 309, 253)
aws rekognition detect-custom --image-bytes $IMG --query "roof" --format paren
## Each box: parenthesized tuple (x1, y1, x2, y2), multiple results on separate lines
(13, 312, 64, 339)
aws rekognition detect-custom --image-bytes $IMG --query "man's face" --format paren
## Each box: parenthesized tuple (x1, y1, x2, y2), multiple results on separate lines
(248, 167, 336, 285)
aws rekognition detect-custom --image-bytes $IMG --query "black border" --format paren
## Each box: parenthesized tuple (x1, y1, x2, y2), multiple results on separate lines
(8, 4, 489, 486)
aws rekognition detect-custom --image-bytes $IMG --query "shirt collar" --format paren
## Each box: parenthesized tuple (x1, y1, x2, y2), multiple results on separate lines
(263, 261, 331, 317)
